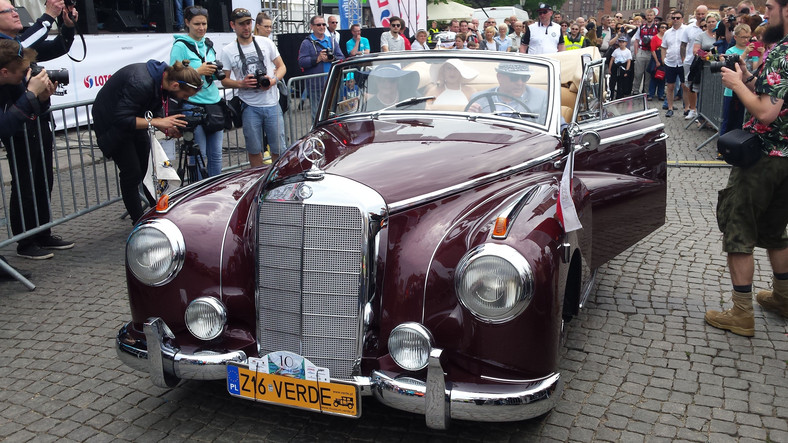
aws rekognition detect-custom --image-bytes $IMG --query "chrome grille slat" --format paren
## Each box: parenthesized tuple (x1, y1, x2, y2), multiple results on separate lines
(258, 198, 364, 380)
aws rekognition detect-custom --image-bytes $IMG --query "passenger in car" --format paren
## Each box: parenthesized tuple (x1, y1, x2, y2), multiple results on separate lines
(467, 63, 548, 125)
(363, 65, 420, 111)
(425, 59, 478, 108)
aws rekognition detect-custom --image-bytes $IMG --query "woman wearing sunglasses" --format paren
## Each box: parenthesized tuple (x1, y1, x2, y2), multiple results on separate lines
(170, 5, 225, 178)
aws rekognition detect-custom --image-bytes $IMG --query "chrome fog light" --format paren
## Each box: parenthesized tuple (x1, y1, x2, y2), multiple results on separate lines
(455, 244, 533, 323)
(126, 219, 185, 286)
(388, 323, 433, 371)
(185, 297, 227, 340)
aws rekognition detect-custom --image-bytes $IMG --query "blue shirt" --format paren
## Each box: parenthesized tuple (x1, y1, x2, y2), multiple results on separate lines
(311, 33, 335, 73)
(346, 37, 370, 56)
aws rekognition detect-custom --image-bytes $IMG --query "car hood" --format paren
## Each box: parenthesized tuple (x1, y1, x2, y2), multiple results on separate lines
(272, 116, 558, 209)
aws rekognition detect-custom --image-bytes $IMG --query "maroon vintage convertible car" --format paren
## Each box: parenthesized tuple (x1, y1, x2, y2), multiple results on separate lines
(117, 48, 667, 429)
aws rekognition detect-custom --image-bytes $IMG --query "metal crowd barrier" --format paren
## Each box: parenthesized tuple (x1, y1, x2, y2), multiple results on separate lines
(688, 63, 725, 151)
(284, 72, 329, 146)
(1, 90, 253, 290)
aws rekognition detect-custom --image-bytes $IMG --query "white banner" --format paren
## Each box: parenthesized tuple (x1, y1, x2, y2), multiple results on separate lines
(44, 32, 237, 129)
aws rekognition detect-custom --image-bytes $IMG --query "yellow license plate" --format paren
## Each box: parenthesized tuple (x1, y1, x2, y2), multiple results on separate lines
(227, 363, 359, 417)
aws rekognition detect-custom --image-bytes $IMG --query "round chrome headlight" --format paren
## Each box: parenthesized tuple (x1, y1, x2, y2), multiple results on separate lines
(126, 219, 185, 286)
(185, 297, 227, 340)
(388, 323, 433, 371)
(455, 244, 533, 323)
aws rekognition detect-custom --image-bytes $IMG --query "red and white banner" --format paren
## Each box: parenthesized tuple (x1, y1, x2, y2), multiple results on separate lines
(370, 0, 426, 37)
(556, 150, 582, 232)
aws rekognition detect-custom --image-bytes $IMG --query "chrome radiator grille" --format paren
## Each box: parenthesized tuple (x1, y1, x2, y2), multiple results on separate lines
(257, 200, 364, 380)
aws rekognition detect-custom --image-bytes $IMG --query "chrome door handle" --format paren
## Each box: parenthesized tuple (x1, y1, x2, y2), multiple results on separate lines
(654, 132, 669, 142)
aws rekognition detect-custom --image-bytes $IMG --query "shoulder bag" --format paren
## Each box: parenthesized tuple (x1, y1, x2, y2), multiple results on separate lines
(717, 129, 764, 168)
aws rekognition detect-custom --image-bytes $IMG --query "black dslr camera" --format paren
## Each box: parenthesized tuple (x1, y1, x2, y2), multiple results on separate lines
(254, 67, 270, 88)
(324, 48, 335, 61)
(30, 63, 69, 85)
(205, 61, 226, 81)
(709, 53, 740, 73)
(171, 106, 207, 132)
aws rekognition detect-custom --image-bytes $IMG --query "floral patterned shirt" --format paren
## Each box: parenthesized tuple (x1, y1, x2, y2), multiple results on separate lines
(743, 35, 788, 157)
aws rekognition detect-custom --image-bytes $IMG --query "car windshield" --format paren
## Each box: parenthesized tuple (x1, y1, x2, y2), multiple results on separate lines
(325, 55, 553, 126)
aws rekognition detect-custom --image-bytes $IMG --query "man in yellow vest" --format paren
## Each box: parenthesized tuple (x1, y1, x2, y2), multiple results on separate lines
(428, 20, 440, 43)
(563, 23, 587, 50)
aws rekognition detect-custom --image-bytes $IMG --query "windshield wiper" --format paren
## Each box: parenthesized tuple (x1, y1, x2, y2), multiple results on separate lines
(491, 110, 540, 119)
(372, 96, 435, 118)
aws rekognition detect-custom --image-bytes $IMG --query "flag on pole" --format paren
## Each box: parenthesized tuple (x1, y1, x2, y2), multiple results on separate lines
(556, 150, 582, 232)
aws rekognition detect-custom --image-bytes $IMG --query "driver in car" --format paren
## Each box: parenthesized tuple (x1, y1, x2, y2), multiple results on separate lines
(468, 63, 548, 125)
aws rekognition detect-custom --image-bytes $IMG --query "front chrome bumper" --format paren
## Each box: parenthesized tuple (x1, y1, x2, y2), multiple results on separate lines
(116, 318, 246, 388)
(117, 318, 562, 429)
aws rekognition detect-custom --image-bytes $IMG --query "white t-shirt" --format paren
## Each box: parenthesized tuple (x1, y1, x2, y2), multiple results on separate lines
(381, 32, 406, 51)
(612, 47, 632, 64)
(220, 36, 280, 107)
(661, 25, 685, 67)
(681, 24, 703, 65)
(411, 40, 429, 50)
(527, 21, 562, 55)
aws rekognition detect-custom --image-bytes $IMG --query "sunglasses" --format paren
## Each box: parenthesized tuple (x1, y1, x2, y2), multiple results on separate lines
(313, 23, 327, 26)
(391, 23, 402, 27)
(329, 21, 338, 24)
(672, 16, 682, 20)
(0, 7, 18, 14)
(615, 15, 623, 18)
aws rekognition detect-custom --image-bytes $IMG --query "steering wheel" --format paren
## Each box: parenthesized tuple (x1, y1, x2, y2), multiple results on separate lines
(464, 91, 530, 113)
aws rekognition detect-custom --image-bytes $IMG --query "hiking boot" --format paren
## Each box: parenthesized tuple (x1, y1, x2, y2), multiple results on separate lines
(756, 277, 788, 318)
(17, 244, 54, 260)
(37, 235, 74, 250)
(705, 290, 755, 337)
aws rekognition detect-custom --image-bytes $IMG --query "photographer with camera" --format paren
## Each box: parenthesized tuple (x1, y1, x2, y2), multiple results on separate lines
(298, 15, 345, 120)
(170, 5, 224, 177)
(706, 0, 788, 336)
(92, 60, 200, 225)
(220, 8, 286, 166)
(0, 0, 78, 260)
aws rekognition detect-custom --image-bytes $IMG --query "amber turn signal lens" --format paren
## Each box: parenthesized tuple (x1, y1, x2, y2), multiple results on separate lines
(492, 217, 508, 237)
(156, 194, 169, 211)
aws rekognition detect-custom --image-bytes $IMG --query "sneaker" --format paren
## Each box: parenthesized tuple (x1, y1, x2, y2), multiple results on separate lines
(665, 110, 674, 117)
(683, 109, 690, 116)
(685, 109, 697, 120)
(37, 235, 74, 250)
(17, 244, 54, 260)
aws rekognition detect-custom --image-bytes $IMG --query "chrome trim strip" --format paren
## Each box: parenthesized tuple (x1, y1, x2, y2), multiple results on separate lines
(578, 269, 598, 309)
(599, 123, 665, 146)
(389, 149, 560, 212)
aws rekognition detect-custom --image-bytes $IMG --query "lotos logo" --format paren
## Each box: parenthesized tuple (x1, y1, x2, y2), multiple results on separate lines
(83, 74, 112, 88)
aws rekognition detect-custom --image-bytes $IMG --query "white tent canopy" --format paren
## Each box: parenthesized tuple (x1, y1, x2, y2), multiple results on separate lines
(428, 1, 475, 21)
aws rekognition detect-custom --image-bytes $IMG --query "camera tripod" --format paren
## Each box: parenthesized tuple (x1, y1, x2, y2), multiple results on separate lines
(176, 136, 208, 185)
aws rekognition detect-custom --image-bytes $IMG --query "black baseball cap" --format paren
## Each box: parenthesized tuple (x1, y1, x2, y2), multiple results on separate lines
(537, 3, 553, 12)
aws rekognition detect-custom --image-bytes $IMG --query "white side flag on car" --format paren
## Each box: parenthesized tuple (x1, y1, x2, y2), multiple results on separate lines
(556, 150, 582, 232)
(143, 134, 181, 200)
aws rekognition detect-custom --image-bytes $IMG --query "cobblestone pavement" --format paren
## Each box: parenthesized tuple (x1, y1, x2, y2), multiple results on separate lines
(0, 104, 786, 442)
